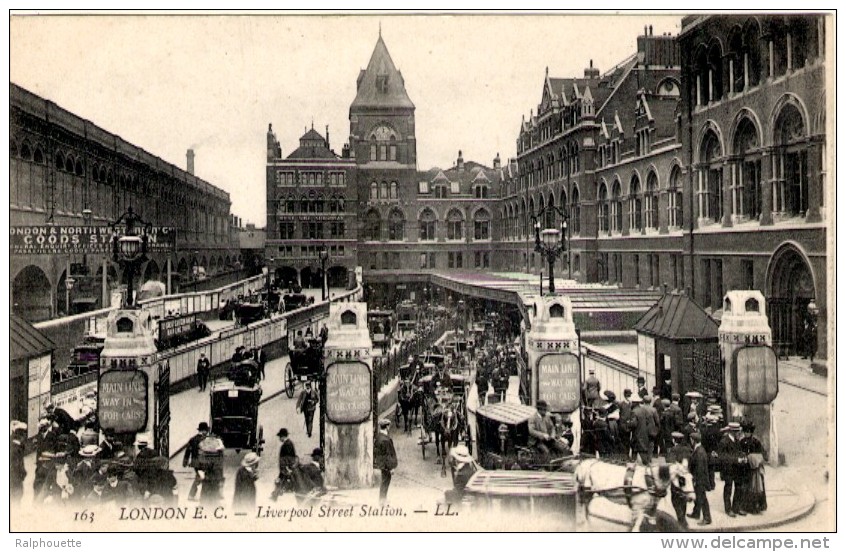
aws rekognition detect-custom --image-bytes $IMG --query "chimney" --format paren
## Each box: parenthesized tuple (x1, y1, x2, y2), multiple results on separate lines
(342, 143, 351, 159)
(493, 152, 501, 169)
(457, 150, 464, 172)
(186, 149, 195, 175)
(584, 59, 600, 79)
(325, 125, 330, 150)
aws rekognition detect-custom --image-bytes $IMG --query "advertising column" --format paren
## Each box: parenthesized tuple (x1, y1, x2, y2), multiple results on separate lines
(524, 295, 581, 454)
(97, 309, 160, 451)
(719, 290, 779, 462)
(323, 302, 374, 488)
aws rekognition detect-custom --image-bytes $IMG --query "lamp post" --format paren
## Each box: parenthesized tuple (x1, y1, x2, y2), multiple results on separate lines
(531, 205, 570, 295)
(319, 247, 329, 301)
(265, 256, 275, 291)
(110, 206, 151, 308)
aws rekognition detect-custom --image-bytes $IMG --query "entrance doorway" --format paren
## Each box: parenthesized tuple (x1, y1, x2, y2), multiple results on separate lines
(767, 245, 816, 357)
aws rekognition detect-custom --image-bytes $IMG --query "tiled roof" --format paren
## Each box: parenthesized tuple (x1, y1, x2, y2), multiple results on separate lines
(286, 144, 338, 160)
(351, 35, 415, 110)
(633, 292, 719, 341)
(300, 128, 325, 142)
(11, 314, 55, 362)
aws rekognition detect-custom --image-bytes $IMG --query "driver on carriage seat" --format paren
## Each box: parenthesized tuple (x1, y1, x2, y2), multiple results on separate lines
(529, 401, 570, 462)
(293, 330, 307, 351)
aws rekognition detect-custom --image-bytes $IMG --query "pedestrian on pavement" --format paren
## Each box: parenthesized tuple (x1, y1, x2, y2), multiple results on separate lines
(583, 368, 601, 407)
(475, 370, 489, 406)
(255, 346, 267, 380)
(271, 428, 298, 500)
(642, 394, 661, 458)
(717, 421, 748, 517)
(618, 389, 634, 458)
(666, 431, 693, 529)
(233, 452, 260, 510)
(197, 353, 211, 391)
(688, 432, 712, 526)
(374, 418, 398, 503)
(183, 422, 210, 501)
(630, 395, 654, 466)
(740, 420, 768, 514)
(300, 448, 326, 495)
(636, 376, 648, 399)
(10, 421, 27, 504)
(296, 381, 320, 438)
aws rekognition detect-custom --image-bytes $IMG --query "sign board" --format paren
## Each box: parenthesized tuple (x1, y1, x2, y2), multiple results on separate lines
(98, 369, 149, 433)
(536, 353, 581, 413)
(325, 361, 372, 424)
(158, 314, 197, 343)
(10, 225, 177, 255)
(52, 378, 98, 419)
(733, 345, 778, 404)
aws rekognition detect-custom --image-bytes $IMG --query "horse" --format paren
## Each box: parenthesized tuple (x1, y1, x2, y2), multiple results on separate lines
(396, 380, 417, 433)
(574, 458, 695, 532)
(438, 404, 461, 476)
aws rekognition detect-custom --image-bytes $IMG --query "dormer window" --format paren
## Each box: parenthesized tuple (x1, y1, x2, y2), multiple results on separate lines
(376, 74, 388, 93)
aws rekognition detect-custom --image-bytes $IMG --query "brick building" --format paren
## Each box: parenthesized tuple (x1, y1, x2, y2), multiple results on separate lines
(10, 83, 240, 322)
(264, 124, 357, 289)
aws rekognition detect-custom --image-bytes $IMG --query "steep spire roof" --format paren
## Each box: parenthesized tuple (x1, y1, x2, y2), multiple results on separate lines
(351, 35, 415, 110)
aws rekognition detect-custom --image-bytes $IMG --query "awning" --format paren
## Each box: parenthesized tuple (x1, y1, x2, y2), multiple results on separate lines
(11, 314, 55, 363)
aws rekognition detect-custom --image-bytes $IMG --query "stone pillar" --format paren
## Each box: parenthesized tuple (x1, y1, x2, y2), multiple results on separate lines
(759, 149, 774, 225)
(719, 290, 778, 463)
(524, 296, 581, 454)
(323, 302, 374, 488)
(805, 140, 822, 222)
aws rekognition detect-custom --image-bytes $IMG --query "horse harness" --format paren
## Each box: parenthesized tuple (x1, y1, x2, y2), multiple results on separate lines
(623, 462, 668, 510)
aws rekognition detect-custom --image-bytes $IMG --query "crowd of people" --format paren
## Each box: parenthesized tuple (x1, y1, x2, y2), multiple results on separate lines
(10, 400, 178, 508)
(577, 373, 769, 528)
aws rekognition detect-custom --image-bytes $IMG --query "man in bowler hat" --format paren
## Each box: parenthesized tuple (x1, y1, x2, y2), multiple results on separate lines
(183, 421, 210, 501)
(374, 419, 398, 503)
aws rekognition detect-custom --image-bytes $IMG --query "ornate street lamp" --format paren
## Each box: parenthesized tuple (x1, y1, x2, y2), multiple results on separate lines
(532, 205, 570, 294)
(319, 247, 330, 301)
(110, 206, 151, 308)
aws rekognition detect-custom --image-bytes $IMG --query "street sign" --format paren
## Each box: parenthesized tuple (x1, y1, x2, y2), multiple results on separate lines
(98, 369, 149, 433)
(10, 225, 177, 255)
(325, 361, 372, 424)
(536, 353, 581, 413)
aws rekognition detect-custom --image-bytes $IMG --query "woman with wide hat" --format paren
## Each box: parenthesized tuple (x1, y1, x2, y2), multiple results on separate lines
(233, 452, 260, 509)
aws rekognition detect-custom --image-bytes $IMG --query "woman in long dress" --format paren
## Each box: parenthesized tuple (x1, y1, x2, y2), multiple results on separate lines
(740, 421, 768, 514)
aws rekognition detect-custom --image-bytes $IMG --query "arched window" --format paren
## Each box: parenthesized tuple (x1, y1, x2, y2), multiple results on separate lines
(744, 20, 762, 87)
(629, 175, 642, 232)
(55, 151, 65, 171)
(370, 181, 378, 200)
(645, 172, 658, 230)
(390, 181, 398, 199)
(571, 186, 581, 235)
(668, 166, 683, 229)
(708, 42, 724, 101)
(65, 155, 74, 173)
(611, 180, 623, 233)
(286, 196, 297, 213)
(698, 130, 723, 223)
(364, 210, 382, 241)
(379, 181, 388, 199)
(729, 27, 745, 94)
(473, 209, 491, 241)
(75, 159, 84, 176)
(300, 195, 309, 213)
(337, 197, 345, 213)
(370, 144, 377, 161)
(315, 193, 325, 213)
(20, 140, 32, 161)
(327, 196, 337, 213)
(419, 209, 437, 241)
(388, 209, 405, 241)
(734, 117, 762, 220)
(774, 103, 809, 216)
(447, 209, 463, 240)
(598, 183, 609, 234)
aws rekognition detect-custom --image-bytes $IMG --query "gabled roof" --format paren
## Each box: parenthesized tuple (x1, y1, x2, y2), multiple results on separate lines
(351, 35, 415, 110)
(634, 292, 719, 341)
(11, 314, 55, 362)
(300, 128, 325, 142)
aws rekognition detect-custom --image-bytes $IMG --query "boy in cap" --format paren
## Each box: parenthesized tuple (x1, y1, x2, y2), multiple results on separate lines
(716, 422, 748, 517)
(687, 432, 712, 525)
(374, 419, 397, 503)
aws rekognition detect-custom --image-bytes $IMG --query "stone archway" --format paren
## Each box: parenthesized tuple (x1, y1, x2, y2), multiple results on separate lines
(143, 259, 161, 283)
(327, 265, 349, 289)
(13, 265, 53, 322)
(300, 266, 320, 289)
(275, 266, 299, 289)
(767, 243, 816, 357)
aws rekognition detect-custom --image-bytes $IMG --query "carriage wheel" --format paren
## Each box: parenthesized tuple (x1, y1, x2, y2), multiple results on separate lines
(285, 363, 295, 398)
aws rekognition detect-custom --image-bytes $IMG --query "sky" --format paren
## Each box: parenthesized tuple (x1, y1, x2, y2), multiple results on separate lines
(10, 13, 682, 225)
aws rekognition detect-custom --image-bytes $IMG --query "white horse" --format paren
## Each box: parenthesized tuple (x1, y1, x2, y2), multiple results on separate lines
(574, 459, 695, 532)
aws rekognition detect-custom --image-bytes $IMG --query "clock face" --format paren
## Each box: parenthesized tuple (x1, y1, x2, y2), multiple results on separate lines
(370, 125, 397, 141)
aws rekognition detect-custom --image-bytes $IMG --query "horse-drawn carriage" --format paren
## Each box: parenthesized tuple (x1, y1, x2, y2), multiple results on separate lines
(474, 402, 574, 471)
(283, 291, 313, 311)
(284, 338, 324, 398)
(209, 359, 265, 454)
